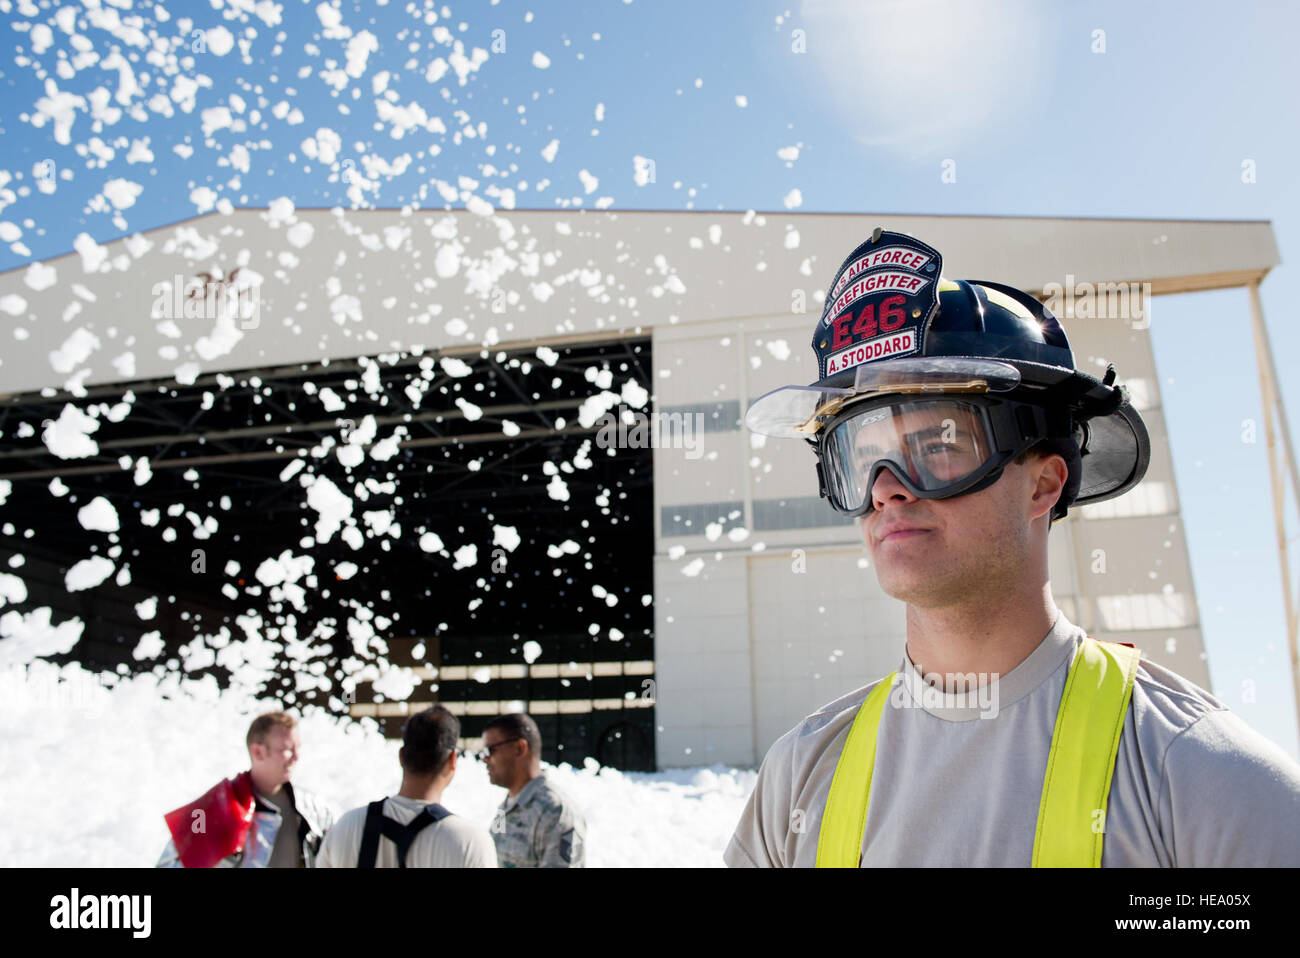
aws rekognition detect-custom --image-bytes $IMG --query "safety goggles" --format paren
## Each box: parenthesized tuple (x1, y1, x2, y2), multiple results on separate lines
(817, 394, 1059, 516)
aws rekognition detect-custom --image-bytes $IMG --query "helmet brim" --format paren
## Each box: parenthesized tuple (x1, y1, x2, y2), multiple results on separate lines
(1072, 401, 1150, 506)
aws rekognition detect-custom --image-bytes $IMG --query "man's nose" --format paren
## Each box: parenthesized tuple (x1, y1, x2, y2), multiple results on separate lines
(870, 462, 919, 511)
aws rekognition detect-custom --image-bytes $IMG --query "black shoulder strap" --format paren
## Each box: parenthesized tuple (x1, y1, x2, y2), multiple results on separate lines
(357, 800, 451, 868)
(357, 800, 388, 869)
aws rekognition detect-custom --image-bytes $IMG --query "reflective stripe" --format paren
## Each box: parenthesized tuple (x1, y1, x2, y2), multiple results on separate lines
(1032, 638, 1141, 867)
(815, 672, 896, 868)
(815, 637, 1140, 868)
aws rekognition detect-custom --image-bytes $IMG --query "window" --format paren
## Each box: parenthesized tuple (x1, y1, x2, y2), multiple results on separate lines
(1079, 481, 1174, 519)
(1096, 592, 1192, 630)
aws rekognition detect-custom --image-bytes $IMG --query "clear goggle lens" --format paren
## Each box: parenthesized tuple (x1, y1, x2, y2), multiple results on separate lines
(822, 398, 1000, 513)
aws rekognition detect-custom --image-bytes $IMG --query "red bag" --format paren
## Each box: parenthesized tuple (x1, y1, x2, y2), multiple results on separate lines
(163, 771, 256, 868)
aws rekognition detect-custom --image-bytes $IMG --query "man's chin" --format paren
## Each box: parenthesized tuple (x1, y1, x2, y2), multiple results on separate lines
(875, 567, 942, 604)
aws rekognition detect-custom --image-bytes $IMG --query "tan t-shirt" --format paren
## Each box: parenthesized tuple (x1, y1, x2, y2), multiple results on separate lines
(315, 795, 498, 868)
(725, 612, 1300, 867)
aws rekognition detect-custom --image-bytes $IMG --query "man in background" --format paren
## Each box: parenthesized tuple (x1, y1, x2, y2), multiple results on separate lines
(483, 712, 587, 867)
(159, 710, 334, 868)
(316, 705, 497, 867)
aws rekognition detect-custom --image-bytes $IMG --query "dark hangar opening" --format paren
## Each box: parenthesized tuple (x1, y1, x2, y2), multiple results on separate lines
(0, 336, 656, 770)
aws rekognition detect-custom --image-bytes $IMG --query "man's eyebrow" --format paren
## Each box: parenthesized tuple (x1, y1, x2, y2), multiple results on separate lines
(854, 424, 974, 449)
(906, 425, 973, 441)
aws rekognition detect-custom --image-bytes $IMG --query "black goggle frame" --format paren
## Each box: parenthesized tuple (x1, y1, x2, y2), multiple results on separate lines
(813, 393, 1070, 517)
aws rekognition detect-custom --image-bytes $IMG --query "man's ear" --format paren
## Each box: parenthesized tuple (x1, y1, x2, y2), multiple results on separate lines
(1029, 453, 1069, 522)
(437, 748, 458, 782)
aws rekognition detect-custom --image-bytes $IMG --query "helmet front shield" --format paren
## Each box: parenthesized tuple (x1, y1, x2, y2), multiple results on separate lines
(745, 358, 1021, 440)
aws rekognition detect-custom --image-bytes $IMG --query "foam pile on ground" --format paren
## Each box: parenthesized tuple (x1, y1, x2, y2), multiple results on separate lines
(0, 661, 751, 867)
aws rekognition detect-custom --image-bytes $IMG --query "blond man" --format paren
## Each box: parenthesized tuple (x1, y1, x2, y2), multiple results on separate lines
(158, 711, 334, 868)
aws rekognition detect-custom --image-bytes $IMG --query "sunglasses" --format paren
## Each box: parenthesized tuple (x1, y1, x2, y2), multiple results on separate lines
(473, 737, 523, 762)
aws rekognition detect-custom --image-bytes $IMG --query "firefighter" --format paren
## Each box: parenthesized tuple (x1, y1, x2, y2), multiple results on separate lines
(726, 228, 1300, 867)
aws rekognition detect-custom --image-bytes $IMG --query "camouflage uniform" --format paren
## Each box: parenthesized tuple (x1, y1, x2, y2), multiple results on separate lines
(490, 770, 586, 867)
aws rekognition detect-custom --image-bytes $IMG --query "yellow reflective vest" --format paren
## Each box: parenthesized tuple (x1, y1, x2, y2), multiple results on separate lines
(816, 636, 1141, 868)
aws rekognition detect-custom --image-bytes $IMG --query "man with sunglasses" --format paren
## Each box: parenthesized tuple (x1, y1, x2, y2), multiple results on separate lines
(725, 228, 1300, 867)
(483, 713, 587, 867)
(316, 705, 496, 867)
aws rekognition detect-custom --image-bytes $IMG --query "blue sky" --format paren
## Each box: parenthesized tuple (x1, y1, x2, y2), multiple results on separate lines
(2, 0, 1298, 758)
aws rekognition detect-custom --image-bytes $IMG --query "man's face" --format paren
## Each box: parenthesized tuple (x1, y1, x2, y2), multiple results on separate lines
(480, 728, 523, 787)
(859, 406, 1041, 606)
(250, 726, 300, 787)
